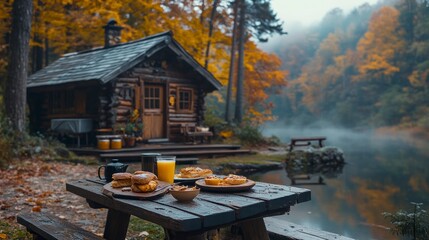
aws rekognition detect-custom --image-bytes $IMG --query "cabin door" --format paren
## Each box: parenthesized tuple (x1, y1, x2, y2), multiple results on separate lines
(142, 84, 165, 139)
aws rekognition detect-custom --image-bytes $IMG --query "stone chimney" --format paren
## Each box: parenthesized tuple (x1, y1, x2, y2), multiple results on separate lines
(103, 19, 123, 48)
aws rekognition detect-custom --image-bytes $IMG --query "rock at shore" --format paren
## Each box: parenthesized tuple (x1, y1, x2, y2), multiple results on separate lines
(286, 146, 345, 178)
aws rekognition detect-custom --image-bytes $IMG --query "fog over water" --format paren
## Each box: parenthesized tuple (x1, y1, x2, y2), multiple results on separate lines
(256, 121, 429, 240)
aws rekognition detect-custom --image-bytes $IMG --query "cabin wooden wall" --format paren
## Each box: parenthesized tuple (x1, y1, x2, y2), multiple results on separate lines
(108, 59, 206, 142)
(28, 85, 100, 133)
(108, 76, 139, 128)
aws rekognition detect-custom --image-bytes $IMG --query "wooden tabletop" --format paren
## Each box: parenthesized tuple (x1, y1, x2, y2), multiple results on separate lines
(66, 179, 311, 240)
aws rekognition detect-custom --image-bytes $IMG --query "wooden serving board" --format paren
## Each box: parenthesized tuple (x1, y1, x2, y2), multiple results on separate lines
(195, 179, 256, 192)
(103, 181, 171, 200)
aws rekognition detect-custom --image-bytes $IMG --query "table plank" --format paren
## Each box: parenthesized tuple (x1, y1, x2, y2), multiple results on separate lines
(196, 192, 266, 219)
(234, 183, 298, 210)
(66, 180, 114, 208)
(115, 198, 202, 232)
(154, 194, 235, 228)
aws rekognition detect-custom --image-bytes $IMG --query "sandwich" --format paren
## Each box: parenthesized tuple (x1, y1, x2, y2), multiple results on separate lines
(131, 171, 158, 193)
(111, 172, 133, 188)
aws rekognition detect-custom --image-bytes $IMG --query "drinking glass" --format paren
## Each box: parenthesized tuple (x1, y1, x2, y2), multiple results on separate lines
(156, 156, 176, 184)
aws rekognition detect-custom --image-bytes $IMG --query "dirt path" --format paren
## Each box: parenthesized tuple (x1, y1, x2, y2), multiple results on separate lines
(0, 159, 108, 237)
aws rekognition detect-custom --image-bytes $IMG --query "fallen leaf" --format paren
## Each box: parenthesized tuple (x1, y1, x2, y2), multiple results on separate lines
(32, 205, 42, 212)
(0, 233, 7, 239)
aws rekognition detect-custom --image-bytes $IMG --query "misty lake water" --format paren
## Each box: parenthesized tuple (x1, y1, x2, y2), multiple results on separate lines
(255, 126, 429, 240)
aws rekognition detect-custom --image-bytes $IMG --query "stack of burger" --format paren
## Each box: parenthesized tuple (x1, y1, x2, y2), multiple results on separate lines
(111, 171, 158, 193)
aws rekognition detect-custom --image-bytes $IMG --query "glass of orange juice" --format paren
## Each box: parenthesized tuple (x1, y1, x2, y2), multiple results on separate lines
(156, 156, 176, 184)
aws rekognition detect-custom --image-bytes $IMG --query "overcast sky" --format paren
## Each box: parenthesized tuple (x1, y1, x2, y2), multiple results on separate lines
(270, 0, 381, 27)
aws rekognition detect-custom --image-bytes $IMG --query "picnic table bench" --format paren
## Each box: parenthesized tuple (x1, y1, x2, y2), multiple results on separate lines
(181, 123, 213, 144)
(17, 212, 103, 240)
(289, 136, 327, 151)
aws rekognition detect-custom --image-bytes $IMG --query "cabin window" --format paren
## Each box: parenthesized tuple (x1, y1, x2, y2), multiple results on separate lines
(177, 88, 193, 112)
(49, 90, 75, 114)
(144, 86, 162, 110)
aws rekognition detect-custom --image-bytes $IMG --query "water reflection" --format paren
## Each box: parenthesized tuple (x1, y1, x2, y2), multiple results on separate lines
(285, 146, 345, 186)
(254, 125, 429, 240)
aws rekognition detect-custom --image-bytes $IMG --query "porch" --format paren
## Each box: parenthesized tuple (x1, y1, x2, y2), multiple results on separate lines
(69, 143, 253, 162)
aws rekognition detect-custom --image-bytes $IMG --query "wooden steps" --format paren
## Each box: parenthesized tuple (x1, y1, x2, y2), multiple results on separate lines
(69, 143, 252, 162)
(100, 149, 253, 162)
(70, 144, 242, 156)
(264, 217, 355, 240)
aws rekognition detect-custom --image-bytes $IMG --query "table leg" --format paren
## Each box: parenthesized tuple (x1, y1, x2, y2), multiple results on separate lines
(238, 218, 269, 240)
(104, 209, 130, 240)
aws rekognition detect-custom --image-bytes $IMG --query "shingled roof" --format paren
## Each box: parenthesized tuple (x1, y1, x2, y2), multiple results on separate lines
(27, 31, 222, 91)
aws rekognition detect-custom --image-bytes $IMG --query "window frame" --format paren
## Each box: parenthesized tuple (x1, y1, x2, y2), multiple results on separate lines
(144, 85, 163, 113)
(176, 87, 194, 113)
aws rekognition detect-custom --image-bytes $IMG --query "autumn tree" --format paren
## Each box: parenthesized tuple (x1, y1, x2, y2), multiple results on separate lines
(243, 41, 287, 124)
(232, 0, 285, 123)
(356, 6, 406, 81)
(225, 0, 239, 123)
(5, 0, 33, 132)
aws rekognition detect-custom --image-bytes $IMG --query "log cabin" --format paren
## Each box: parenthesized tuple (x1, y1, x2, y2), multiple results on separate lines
(27, 20, 222, 144)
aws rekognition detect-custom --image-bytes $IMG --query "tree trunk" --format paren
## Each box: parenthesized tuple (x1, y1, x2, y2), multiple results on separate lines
(234, 0, 246, 124)
(225, 0, 239, 123)
(204, 0, 220, 69)
(5, 0, 33, 133)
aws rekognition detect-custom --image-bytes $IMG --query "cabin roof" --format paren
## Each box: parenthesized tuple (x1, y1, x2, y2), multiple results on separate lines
(27, 31, 222, 91)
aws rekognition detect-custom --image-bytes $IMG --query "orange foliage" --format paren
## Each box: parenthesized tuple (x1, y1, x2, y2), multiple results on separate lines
(243, 41, 288, 124)
(293, 33, 342, 113)
(356, 6, 405, 80)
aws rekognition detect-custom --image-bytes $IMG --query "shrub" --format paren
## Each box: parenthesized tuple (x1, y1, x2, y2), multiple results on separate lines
(0, 113, 79, 169)
(383, 202, 429, 240)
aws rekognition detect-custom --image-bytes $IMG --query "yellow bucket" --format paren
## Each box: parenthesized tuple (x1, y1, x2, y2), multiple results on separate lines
(110, 138, 122, 149)
(98, 139, 110, 150)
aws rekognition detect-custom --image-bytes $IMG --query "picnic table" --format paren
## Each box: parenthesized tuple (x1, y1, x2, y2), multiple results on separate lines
(66, 178, 311, 240)
(289, 136, 327, 151)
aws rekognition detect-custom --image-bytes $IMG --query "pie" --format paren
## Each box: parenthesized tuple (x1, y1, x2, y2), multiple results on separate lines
(223, 174, 247, 185)
(204, 174, 247, 185)
(204, 175, 223, 185)
(177, 167, 213, 178)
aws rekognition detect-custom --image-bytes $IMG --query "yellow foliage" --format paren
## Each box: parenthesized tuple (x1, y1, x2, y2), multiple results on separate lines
(243, 41, 288, 123)
(408, 70, 429, 89)
(356, 6, 405, 80)
(219, 130, 233, 139)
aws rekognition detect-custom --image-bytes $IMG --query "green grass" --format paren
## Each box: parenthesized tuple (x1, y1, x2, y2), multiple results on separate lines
(0, 220, 32, 240)
(127, 216, 165, 239)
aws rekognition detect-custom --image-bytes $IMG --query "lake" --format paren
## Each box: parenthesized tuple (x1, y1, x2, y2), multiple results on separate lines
(256, 126, 429, 240)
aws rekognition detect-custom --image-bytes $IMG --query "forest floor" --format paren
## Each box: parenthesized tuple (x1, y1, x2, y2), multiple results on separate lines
(0, 147, 286, 240)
